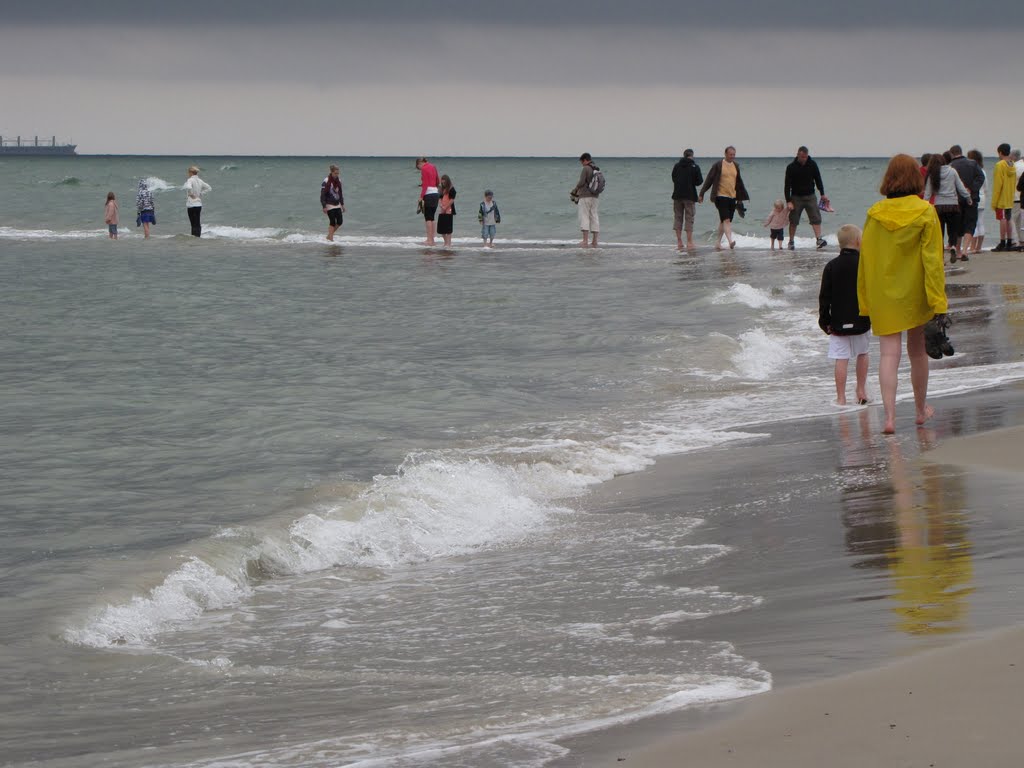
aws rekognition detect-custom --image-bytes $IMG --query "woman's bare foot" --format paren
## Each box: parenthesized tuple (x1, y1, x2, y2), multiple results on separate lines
(915, 404, 935, 425)
(882, 409, 896, 433)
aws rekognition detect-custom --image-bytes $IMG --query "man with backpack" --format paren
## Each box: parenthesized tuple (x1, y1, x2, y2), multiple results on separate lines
(571, 152, 604, 248)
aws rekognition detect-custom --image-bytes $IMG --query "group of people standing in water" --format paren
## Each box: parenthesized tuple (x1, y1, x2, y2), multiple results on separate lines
(411, 156, 501, 248)
(110, 167, 212, 240)
(108, 148, 1024, 265)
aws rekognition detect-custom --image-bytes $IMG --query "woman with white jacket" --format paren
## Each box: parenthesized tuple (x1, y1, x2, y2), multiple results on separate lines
(184, 165, 212, 237)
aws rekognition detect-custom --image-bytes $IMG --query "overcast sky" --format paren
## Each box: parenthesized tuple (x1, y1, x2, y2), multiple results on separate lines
(3, 1, 1023, 156)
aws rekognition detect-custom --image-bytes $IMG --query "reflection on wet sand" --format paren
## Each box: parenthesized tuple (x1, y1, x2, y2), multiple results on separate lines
(835, 411, 974, 636)
(886, 432, 973, 635)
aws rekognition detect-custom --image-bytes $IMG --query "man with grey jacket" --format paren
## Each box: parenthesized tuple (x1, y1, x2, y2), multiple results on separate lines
(571, 152, 600, 248)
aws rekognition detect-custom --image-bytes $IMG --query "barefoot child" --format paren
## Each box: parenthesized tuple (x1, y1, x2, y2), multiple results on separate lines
(763, 199, 788, 250)
(818, 224, 871, 405)
(478, 190, 500, 247)
(104, 192, 119, 239)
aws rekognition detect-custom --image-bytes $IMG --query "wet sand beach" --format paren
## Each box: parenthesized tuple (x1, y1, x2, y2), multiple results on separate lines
(555, 394, 1024, 768)
(581, 623, 1024, 768)
(554, 256, 1024, 767)
(945, 250, 1024, 288)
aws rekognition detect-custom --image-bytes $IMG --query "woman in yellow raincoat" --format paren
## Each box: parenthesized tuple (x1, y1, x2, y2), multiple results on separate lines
(858, 154, 947, 434)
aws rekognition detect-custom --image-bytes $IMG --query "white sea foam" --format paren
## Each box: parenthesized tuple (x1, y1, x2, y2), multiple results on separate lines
(143, 176, 180, 192)
(255, 458, 560, 575)
(0, 226, 105, 240)
(203, 225, 286, 240)
(732, 327, 803, 380)
(711, 282, 790, 309)
(728, 232, 829, 249)
(64, 558, 250, 648)
(0, 222, 662, 250)
(67, 423, 766, 650)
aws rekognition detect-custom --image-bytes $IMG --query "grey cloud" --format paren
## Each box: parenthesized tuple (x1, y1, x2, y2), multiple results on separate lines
(2, 0, 1015, 28)
(1, 24, 1013, 91)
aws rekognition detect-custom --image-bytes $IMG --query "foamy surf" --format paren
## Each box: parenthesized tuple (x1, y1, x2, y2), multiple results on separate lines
(144, 662, 770, 768)
(0, 222, 671, 249)
(142, 176, 180, 192)
(65, 420, 767, 650)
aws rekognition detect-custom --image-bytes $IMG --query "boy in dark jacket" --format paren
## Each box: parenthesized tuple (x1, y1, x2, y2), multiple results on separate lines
(818, 224, 871, 405)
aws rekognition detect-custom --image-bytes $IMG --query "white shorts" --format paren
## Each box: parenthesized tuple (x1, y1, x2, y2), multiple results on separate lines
(578, 197, 600, 232)
(975, 208, 986, 237)
(828, 332, 869, 360)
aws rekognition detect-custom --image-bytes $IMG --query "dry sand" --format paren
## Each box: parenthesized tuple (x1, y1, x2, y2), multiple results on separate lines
(583, 424, 1024, 768)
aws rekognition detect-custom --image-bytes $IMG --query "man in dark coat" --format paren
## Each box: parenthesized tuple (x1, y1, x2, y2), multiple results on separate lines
(671, 149, 703, 250)
(785, 146, 829, 250)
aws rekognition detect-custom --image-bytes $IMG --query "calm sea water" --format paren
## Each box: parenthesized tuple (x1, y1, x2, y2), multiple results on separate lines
(2, 156, 1023, 767)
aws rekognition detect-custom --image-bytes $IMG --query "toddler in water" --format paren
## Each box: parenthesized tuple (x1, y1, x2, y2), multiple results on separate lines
(104, 192, 119, 240)
(478, 190, 500, 247)
(818, 224, 871, 406)
(763, 199, 788, 250)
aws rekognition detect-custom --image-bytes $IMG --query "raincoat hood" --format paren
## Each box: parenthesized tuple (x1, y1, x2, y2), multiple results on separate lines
(865, 194, 932, 231)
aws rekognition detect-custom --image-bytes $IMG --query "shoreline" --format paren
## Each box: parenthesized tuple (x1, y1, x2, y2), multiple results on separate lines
(553, 258, 1024, 767)
(576, 622, 1024, 768)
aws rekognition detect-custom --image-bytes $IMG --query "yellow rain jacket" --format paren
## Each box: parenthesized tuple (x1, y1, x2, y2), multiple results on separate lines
(858, 195, 947, 336)
(991, 158, 1016, 211)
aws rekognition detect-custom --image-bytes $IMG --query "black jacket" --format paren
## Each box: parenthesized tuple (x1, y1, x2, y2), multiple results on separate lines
(784, 157, 825, 201)
(949, 156, 985, 201)
(671, 157, 704, 201)
(819, 248, 870, 336)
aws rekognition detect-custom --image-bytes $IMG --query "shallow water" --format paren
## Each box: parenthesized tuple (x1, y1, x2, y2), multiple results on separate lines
(2, 156, 1023, 767)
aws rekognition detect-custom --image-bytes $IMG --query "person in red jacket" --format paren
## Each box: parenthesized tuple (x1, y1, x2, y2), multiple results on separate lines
(416, 156, 440, 246)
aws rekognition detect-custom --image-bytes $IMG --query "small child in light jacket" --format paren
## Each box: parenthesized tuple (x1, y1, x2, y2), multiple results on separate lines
(478, 189, 500, 247)
(763, 199, 788, 250)
(104, 192, 119, 240)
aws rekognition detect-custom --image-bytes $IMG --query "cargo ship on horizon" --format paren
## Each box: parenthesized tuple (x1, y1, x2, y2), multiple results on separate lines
(0, 136, 77, 156)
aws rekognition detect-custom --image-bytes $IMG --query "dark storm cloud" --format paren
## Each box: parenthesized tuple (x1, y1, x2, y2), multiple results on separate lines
(3, 0, 1012, 27)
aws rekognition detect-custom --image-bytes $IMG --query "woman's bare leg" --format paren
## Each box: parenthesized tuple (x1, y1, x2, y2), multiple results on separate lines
(878, 333, 902, 433)
(906, 325, 934, 425)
